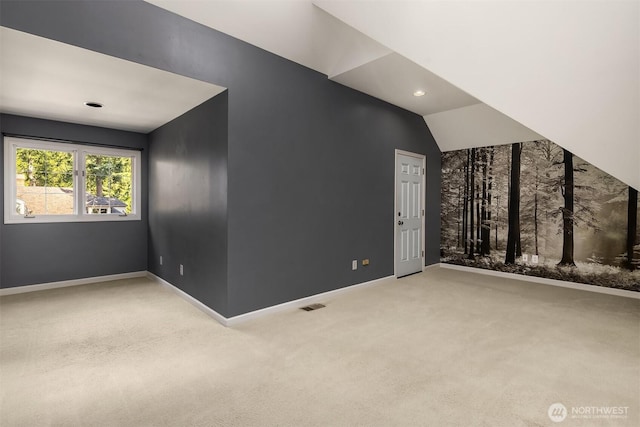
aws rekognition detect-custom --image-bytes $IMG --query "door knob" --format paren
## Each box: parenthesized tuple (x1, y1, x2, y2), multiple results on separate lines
(398, 220, 404, 225)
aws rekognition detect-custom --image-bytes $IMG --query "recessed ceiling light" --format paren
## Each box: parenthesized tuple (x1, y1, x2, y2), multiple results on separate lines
(84, 101, 103, 108)
(413, 90, 426, 97)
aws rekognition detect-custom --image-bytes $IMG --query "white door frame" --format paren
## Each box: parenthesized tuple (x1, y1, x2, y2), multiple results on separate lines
(394, 149, 426, 278)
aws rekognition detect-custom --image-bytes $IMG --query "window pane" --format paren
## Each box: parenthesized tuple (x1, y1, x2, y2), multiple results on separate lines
(16, 188, 45, 215)
(15, 148, 74, 215)
(85, 154, 133, 214)
(16, 148, 45, 186)
(44, 193, 75, 215)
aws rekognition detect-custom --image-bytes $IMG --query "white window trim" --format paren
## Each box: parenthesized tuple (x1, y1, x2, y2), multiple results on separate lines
(4, 136, 141, 224)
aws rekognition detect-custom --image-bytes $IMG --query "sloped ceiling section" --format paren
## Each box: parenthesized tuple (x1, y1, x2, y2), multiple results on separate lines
(316, 0, 640, 190)
(331, 52, 478, 116)
(425, 104, 544, 152)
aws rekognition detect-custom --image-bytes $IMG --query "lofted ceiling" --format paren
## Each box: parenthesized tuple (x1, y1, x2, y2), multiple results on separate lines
(147, 0, 639, 190)
(0, 27, 226, 133)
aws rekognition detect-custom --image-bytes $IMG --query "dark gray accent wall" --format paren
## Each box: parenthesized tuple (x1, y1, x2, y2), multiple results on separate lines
(226, 77, 440, 315)
(0, 114, 148, 288)
(1, 0, 441, 315)
(148, 94, 229, 316)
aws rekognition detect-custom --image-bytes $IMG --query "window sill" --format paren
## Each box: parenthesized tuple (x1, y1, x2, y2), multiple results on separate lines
(4, 214, 141, 224)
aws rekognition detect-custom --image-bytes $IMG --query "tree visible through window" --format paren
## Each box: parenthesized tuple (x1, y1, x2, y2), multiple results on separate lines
(16, 147, 75, 215)
(85, 154, 133, 214)
(4, 137, 141, 223)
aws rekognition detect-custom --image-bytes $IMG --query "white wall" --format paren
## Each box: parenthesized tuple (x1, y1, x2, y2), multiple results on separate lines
(317, 0, 640, 190)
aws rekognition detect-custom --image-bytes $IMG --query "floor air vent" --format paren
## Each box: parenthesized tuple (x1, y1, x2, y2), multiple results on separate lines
(300, 303, 326, 311)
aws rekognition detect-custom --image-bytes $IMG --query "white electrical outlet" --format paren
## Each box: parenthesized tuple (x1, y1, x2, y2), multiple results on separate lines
(531, 255, 539, 264)
(160, 255, 163, 265)
(180, 264, 184, 276)
(352, 260, 358, 270)
(522, 254, 528, 262)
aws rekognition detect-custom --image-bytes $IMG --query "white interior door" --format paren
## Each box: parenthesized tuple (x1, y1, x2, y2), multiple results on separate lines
(395, 151, 425, 277)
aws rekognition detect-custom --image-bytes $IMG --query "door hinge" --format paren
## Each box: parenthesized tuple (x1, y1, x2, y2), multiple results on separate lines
(422, 250, 424, 258)
(422, 209, 424, 216)
(422, 168, 425, 174)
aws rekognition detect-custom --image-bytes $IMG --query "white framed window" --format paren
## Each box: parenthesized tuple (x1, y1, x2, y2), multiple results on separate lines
(4, 136, 141, 224)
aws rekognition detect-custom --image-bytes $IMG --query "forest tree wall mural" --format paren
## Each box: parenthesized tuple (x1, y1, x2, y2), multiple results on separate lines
(440, 140, 639, 291)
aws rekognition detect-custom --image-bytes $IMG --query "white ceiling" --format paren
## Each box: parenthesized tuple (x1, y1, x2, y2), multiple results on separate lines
(316, 0, 640, 189)
(0, 27, 226, 133)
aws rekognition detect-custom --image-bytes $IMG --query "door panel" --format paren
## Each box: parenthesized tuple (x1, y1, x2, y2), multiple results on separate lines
(401, 180, 409, 218)
(411, 228, 421, 259)
(396, 152, 424, 277)
(411, 182, 420, 218)
(401, 229, 409, 261)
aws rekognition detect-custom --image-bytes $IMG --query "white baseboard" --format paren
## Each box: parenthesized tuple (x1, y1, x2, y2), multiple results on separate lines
(0, 271, 148, 296)
(225, 275, 394, 326)
(146, 272, 394, 327)
(146, 272, 228, 326)
(439, 263, 640, 299)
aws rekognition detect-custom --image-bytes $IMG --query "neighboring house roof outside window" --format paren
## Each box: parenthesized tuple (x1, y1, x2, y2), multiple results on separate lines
(85, 195, 127, 208)
(16, 179, 127, 215)
(16, 185, 74, 215)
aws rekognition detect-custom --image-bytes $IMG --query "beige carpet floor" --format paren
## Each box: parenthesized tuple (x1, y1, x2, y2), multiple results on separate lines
(1, 267, 638, 426)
